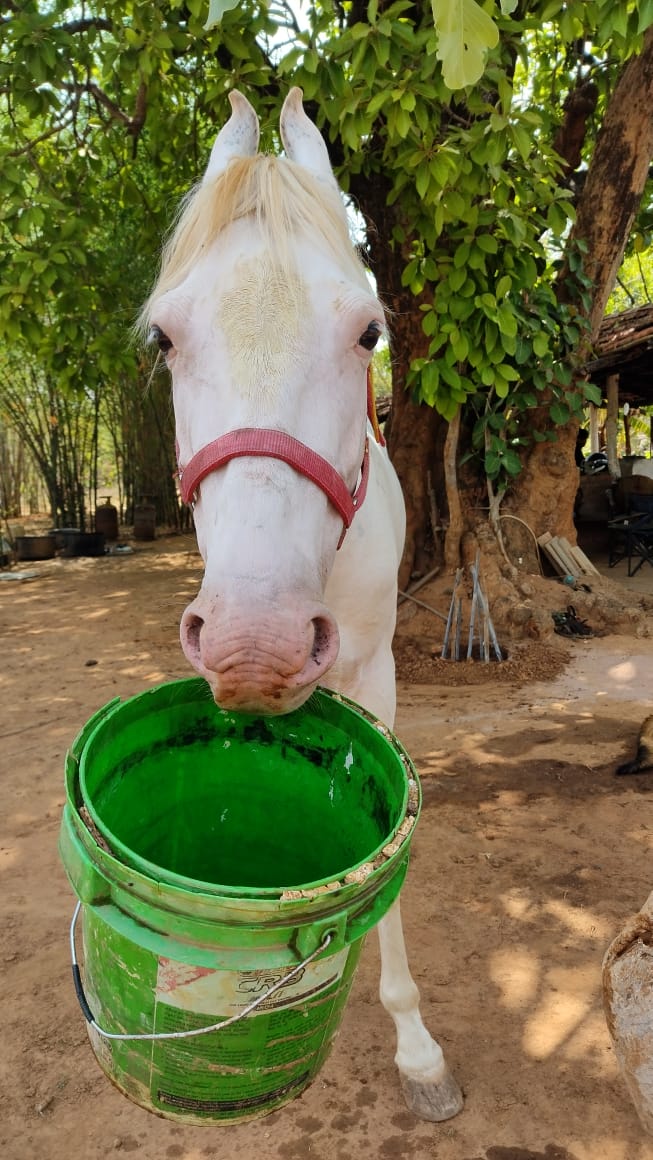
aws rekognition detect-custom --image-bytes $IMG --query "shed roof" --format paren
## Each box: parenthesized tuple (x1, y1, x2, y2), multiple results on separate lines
(585, 303, 653, 406)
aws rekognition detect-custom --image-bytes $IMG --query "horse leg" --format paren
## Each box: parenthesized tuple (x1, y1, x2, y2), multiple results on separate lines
(377, 897, 463, 1121)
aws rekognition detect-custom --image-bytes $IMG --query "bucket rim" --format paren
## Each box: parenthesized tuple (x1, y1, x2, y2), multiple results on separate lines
(72, 678, 421, 900)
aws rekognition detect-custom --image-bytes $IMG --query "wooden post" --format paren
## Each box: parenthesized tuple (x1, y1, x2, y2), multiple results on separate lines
(588, 402, 600, 454)
(606, 373, 619, 476)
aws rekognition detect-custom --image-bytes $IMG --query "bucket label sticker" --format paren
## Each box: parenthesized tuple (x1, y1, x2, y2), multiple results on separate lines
(155, 946, 350, 1017)
(149, 968, 357, 1117)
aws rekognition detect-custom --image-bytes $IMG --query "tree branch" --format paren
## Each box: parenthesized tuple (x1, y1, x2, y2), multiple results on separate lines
(60, 80, 130, 126)
(8, 116, 74, 157)
(59, 18, 113, 34)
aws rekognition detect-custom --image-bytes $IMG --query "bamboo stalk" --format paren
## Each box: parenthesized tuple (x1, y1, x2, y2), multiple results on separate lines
(468, 551, 481, 660)
(397, 590, 448, 622)
(441, 568, 462, 659)
(397, 566, 441, 605)
(477, 583, 503, 661)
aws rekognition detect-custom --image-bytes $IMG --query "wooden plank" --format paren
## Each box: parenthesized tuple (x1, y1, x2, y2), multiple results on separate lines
(537, 533, 573, 576)
(537, 532, 601, 578)
(550, 536, 582, 576)
(565, 541, 601, 577)
(536, 534, 565, 574)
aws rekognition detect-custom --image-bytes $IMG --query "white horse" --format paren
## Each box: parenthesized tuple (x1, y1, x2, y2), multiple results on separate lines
(142, 87, 462, 1123)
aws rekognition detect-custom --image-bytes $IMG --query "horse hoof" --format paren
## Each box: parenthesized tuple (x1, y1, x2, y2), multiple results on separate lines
(400, 1066, 464, 1122)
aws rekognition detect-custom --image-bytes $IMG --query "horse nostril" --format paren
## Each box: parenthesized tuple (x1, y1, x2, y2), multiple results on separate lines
(181, 611, 204, 664)
(310, 615, 337, 668)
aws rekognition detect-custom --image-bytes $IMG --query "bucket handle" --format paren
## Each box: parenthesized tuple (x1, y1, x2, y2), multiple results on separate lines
(69, 901, 333, 1043)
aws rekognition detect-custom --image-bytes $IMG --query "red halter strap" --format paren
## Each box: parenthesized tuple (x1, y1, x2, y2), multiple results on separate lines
(176, 370, 384, 548)
(177, 428, 370, 548)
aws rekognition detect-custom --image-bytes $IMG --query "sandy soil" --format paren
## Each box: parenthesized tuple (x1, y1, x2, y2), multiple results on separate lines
(2, 533, 653, 1160)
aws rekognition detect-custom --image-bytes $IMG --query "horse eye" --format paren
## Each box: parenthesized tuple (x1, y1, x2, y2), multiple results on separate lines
(359, 321, 382, 351)
(148, 325, 173, 355)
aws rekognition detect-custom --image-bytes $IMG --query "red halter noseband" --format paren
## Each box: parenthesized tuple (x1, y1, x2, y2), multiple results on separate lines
(176, 368, 383, 548)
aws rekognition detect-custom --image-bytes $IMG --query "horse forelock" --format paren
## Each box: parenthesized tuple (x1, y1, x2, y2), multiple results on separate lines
(141, 154, 370, 327)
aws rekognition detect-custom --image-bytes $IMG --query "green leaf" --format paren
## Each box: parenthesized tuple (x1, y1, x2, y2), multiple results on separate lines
(502, 449, 522, 475)
(532, 333, 549, 358)
(451, 332, 469, 361)
(638, 0, 653, 34)
(510, 124, 532, 162)
(485, 320, 498, 352)
(204, 0, 239, 28)
(367, 90, 390, 117)
(430, 154, 453, 185)
(549, 402, 570, 425)
(453, 242, 471, 268)
(431, 0, 499, 90)
(582, 382, 603, 405)
(476, 233, 498, 254)
(485, 449, 501, 476)
(420, 360, 440, 403)
(423, 310, 440, 336)
(547, 201, 570, 237)
(496, 305, 517, 338)
(444, 189, 466, 218)
(448, 266, 467, 292)
(436, 361, 458, 389)
(495, 363, 519, 381)
(416, 166, 431, 199)
(554, 361, 572, 386)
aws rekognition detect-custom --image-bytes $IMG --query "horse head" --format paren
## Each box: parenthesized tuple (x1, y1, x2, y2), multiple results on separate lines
(142, 89, 387, 713)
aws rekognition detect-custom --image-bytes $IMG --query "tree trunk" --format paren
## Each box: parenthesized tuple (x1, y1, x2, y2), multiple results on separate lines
(355, 179, 444, 587)
(507, 29, 653, 541)
(559, 26, 653, 337)
(386, 326, 442, 588)
(130, 374, 179, 528)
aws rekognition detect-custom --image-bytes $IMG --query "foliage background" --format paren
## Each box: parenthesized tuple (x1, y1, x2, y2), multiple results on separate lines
(1, 0, 652, 555)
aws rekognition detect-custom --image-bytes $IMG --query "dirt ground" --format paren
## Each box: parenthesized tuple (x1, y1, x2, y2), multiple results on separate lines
(2, 531, 653, 1160)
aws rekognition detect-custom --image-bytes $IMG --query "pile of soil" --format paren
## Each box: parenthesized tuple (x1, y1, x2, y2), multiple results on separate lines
(394, 560, 653, 687)
(394, 635, 571, 686)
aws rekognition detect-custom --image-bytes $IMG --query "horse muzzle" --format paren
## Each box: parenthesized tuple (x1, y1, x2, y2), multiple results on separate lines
(179, 596, 340, 714)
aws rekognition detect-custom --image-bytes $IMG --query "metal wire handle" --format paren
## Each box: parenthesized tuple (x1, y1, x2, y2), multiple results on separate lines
(69, 901, 333, 1043)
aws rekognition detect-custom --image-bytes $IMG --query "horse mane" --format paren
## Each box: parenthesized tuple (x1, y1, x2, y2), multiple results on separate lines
(140, 153, 371, 325)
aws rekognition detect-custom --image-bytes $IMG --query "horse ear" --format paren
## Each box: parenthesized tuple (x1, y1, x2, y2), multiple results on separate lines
(280, 87, 339, 191)
(203, 91, 260, 183)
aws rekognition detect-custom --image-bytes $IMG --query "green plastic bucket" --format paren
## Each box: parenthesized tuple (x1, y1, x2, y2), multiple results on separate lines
(59, 678, 420, 1125)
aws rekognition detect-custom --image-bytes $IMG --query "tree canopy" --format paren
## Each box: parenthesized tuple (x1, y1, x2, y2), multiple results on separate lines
(1, 0, 652, 567)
